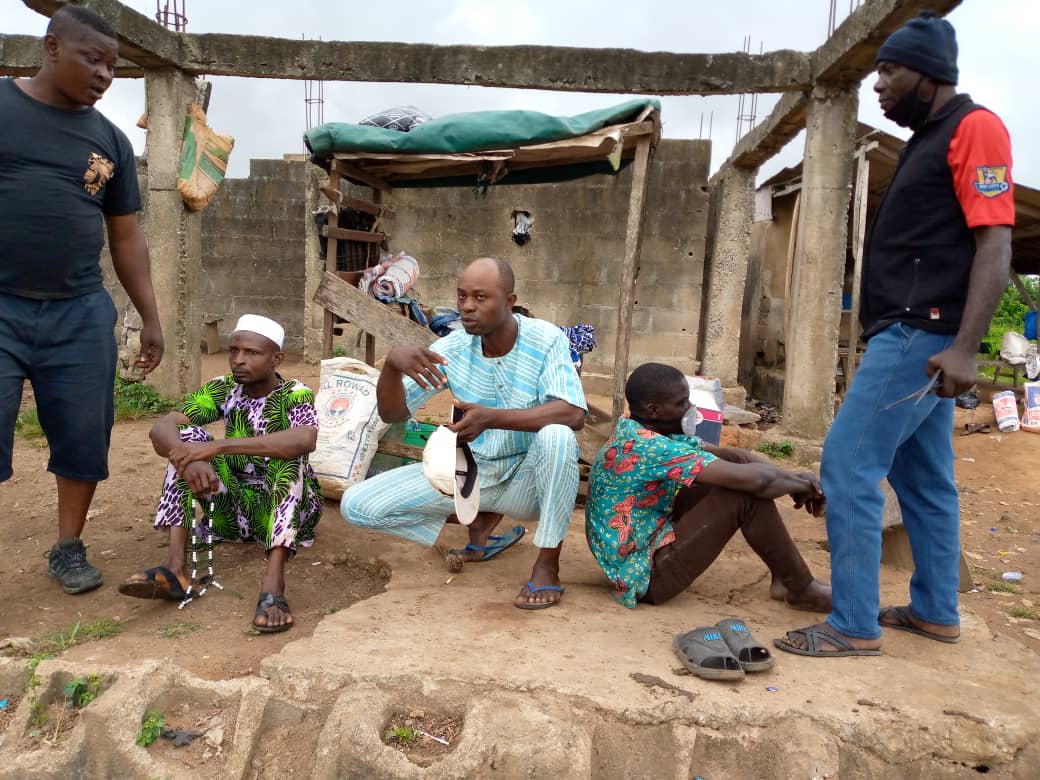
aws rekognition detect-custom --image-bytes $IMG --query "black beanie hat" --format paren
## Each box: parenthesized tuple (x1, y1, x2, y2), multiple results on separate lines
(876, 11, 958, 85)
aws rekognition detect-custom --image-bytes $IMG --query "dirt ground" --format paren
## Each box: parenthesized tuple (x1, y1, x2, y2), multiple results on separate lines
(0, 356, 389, 680)
(1, 353, 1038, 688)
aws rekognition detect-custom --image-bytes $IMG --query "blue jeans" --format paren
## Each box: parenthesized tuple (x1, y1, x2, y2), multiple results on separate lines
(822, 322, 960, 640)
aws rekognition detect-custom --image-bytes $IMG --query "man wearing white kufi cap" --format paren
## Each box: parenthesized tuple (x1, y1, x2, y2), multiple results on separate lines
(118, 315, 323, 633)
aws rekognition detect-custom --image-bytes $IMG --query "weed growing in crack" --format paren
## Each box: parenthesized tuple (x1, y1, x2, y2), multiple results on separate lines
(136, 709, 165, 747)
(385, 725, 419, 745)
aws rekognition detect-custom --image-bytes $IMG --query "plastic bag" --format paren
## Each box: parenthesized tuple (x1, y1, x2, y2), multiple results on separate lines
(999, 330, 1029, 366)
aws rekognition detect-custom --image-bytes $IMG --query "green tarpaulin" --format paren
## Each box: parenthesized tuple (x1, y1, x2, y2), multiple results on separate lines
(304, 98, 659, 159)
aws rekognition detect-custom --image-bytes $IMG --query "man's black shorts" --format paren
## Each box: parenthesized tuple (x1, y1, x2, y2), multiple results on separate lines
(0, 288, 118, 482)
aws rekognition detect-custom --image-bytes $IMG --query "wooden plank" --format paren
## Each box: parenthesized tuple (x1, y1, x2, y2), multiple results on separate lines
(847, 147, 871, 384)
(322, 225, 387, 244)
(782, 192, 801, 346)
(376, 439, 424, 461)
(611, 136, 654, 421)
(320, 186, 389, 216)
(314, 271, 435, 351)
(332, 159, 392, 192)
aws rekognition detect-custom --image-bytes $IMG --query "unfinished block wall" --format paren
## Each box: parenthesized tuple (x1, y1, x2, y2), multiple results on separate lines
(107, 141, 711, 392)
(378, 139, 711, 391)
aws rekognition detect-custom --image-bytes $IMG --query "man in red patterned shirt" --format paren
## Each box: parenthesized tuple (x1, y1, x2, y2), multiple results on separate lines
(778, 12, 1014, 658)
(585, 363, 831, 611)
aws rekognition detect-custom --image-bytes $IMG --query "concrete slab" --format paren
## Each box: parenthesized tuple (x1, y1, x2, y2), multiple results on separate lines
(3, 504, 1039, 777)
(255, 510, 1040, 778)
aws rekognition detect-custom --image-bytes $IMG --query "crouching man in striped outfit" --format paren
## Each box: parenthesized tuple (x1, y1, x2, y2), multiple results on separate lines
(340, 257, 587, 609)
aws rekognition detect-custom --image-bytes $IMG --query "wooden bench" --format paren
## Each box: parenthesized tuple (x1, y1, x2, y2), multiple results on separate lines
(978, 358, 1025, 388)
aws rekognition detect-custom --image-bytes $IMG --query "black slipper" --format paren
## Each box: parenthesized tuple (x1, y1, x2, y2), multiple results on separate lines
(253, 592, 293, 633)
(118, 566, 188, 601)
(878, 605, 960, 643)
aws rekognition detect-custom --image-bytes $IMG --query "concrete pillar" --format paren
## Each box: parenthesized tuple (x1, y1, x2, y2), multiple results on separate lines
(141, 68, 201, 399)
(303, 164, 326, 364)
(699, 164, 755, 391)
(782, 86, 858, 439)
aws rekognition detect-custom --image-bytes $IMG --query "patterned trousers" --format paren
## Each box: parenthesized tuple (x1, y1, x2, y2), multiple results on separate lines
(153, 426, 323, 553)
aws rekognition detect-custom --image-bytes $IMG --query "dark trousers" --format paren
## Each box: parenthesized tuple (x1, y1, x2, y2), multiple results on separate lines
(642, 484, 813, 605)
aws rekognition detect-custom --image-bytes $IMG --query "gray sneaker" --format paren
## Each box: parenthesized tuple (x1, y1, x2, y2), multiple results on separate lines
(46, 538, 103, 594)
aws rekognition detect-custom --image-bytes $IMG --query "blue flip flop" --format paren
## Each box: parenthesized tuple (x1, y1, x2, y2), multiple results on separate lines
(451, 524, 526, 561)
(514, 581, 564, 610)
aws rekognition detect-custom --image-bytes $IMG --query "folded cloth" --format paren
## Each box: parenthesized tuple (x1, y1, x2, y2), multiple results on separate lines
(429, 307, 462, 336)
(357, 252, 420, 301)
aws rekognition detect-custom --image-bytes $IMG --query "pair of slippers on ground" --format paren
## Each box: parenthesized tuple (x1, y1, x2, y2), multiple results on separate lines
(447, 524, 563, 611)
(673, 618, 774, 681)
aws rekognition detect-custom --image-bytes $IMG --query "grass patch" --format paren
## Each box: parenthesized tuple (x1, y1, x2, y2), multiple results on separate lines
(157, 621, 205, 639)
(989, 578, 1021, 594)
(757, 440, 794, 459)
(113, 378, 176, 422)
(34, 618, 122, 655)
(332, 344, 347, 357)
(14, 408, 45, 442)
(1009, 607, 1039, 620)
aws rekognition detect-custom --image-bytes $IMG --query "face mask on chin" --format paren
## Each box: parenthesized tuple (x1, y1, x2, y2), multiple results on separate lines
(884, 77, 934, 131)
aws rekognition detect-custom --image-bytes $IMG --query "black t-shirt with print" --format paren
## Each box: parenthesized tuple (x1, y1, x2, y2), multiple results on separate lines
(0, 78, 141, 299)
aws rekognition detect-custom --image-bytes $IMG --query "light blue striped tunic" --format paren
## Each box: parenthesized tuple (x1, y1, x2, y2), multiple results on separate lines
(340, 315, 587, 548)
(405, 315, 588, 485)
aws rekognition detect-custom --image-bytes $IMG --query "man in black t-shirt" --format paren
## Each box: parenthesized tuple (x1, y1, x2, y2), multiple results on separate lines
(0, 7, 164, 594)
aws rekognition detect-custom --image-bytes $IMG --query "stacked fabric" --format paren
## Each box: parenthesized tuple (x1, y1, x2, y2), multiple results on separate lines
(357, 252, 419, 302)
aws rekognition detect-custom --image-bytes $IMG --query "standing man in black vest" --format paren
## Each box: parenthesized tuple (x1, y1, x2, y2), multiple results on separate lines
(777, 12, 1014, 657)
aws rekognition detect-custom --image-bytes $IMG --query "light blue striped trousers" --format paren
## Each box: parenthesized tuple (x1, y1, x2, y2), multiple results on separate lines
(340, 424, 579, 548)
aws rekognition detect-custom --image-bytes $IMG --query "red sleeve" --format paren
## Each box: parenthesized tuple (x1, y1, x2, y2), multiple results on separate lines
(947, 109, 1015, 228)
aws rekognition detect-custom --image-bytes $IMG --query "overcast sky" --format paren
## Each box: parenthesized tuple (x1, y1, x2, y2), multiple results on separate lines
(3, 0, 1035, 185)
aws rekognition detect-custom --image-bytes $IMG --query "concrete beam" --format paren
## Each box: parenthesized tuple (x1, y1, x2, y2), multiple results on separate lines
(178, 35, 811, 95)
(22, 0, 180, 69)
(782, 86, 859, 440)
(718, 0, 962, 172)
(0, 33, 143, 77)
(20, 1, 813, 95)
(813, 0, 963, 88)
(720, 91, 810, 172)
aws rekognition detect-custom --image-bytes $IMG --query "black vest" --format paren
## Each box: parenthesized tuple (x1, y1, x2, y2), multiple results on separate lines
(859, 94, 983, 340)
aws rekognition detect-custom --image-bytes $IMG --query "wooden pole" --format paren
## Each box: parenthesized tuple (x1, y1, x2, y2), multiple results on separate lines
(847, 144, 873, 383)
(365, 187, 383, 365)
(611, 137, 654, 421)
(1012, 270, 1039, 311)
(322, 161, 342, 359)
